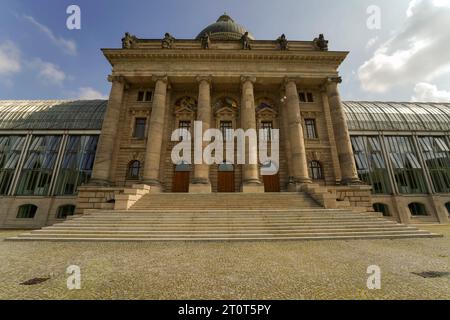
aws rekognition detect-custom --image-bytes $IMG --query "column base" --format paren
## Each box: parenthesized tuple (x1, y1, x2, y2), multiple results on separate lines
(341, 177, 362, 186)
(189, 183, 212, 193)
(241, 181, 264, 193)
(141, 179, 163, 193)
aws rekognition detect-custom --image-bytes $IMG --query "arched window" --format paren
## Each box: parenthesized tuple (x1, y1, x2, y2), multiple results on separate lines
(127, 160, 141, 180)
(445, 202, 450, 216)
(373, 203, 390, 217)
(408, 202, 428, 216)
(309, 161, 323, 180)
(17, 204, 37, 219)
(56, 205, 76, 219)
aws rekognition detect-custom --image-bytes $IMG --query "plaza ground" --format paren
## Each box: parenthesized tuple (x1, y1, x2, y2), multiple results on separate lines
(0, 226, 449, 300)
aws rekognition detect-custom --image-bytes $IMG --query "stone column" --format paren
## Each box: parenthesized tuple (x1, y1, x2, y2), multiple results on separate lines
(142, 75, 169, 190)
(326, 77, 359, 184)
(190, 76, 212, 193)
(320, 88, 342, 184)
(240, 76, 264, 193)
(90, 75, 126, 186)
(284, 78, 311, 185)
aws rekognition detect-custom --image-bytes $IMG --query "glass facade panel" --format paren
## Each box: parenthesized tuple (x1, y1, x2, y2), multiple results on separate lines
(418, 136, 450, 193)
(16, 136, 61, 196)
(383, 136, 427, 194)
(0, 136, 26, 195)
(54, 135, 98, 195)
(351, 136, 391, 194)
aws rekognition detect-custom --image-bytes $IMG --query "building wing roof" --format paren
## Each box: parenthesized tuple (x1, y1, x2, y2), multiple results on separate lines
(342, 101, 450, 132)
(0, 100, 107, 130)
(0, 99, 449, 132)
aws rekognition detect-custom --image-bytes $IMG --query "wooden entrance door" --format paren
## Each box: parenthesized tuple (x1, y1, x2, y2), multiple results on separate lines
(172, 171, 190, 193)
(263, 173, 280, 192)
(218, 171, 235, 193)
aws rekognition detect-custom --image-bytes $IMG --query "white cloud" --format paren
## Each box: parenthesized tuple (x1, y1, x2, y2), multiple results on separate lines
(29, 59, 66, 85)
(0, 41, 21, 76)
(365, 36, 379, 50)
(74, 87, 108, 100)
(23, 15, 77, 55)
(412, 82, 450, 102)
(358, 0, 450, 93)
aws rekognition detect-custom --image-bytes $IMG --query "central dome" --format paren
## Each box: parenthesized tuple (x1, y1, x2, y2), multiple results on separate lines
(196, 14, 255, 41)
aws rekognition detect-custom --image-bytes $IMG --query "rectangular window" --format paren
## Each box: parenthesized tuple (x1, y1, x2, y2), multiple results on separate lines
(261, 121, 273, 142)
(54, 136, 98, 196)
(305, 119, 318, 139)
(0, 136, 26, 195)
(220, 121, 233, 141)
(299, 92, 314, 103)
(137, 91, 153, 102)
(133, 118, 147, 139)
(299, 92, 307, 103)
(384, 136, 427, 194)
(16, 136, 61, 196)
(179, 121, 191, 141)
(351, 136, 392, 195)
(417, 136, 450, 193)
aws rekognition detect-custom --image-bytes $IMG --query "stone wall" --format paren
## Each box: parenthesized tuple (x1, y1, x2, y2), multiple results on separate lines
(75, 186, 123, 215)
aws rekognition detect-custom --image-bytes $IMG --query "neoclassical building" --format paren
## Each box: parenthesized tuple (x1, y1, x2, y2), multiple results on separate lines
(0, 15, 449, 232)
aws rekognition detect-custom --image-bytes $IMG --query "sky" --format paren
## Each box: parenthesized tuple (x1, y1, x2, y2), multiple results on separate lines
(0, 0, 450, 102)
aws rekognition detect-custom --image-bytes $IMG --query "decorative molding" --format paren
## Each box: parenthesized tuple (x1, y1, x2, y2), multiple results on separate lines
(240, 76, 256, 84)
(196, 75, 213, 84)
(152, 75, 169, 84)
(103, 50, 348, 66)
(327, 76, 342, 84)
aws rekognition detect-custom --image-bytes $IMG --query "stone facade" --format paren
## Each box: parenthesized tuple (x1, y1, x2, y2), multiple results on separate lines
(0, 15, 448, 228)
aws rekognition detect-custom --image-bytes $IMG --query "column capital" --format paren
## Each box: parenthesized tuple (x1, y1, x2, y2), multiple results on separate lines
(240, 75, 256, 85)
(196, 75, 213, 84)
(107, 75, 126, 84)
(152, 74, 169, 84)
(327, 76, 342, 85)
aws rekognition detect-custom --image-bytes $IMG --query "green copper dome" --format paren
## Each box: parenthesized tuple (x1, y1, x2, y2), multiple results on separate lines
(196, 14, 255, 41)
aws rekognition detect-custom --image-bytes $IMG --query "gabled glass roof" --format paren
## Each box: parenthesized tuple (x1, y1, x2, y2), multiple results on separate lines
(0, 100, 448, 132)
(0, 100, 107, 130)
(343, 102, 450, 132)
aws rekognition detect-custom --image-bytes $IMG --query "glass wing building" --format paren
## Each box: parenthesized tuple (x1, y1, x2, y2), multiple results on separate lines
(0, 99, 448, 228)
(344, 101, 450, 223)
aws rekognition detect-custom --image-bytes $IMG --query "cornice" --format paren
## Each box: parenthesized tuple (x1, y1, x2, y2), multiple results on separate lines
(102, 49, 348, 66)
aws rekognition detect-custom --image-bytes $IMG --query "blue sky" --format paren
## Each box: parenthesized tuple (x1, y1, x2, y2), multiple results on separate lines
(1, 0, 449, 102)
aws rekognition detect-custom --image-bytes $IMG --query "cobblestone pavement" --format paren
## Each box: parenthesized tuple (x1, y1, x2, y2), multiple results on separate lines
(0, 226, 449, 300)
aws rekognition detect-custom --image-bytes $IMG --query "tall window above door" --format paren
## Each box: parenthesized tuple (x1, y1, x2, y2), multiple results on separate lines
(220, 121, 233, 141)
(133, 118, 147, 139)
(261, 121, 273, 142)
(305, 119, 318, 139)
(179, 121, 191, 141)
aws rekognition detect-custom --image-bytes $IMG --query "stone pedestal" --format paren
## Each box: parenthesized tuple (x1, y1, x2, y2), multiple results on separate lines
(142, 76, 168, 189)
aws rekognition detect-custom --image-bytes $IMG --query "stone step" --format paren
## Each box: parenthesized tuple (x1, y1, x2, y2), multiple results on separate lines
(56, 220, 392, 227)
(40, 225, 412, 232)
(8, 233, 441, 242)
(7, 192, 441, 242)
(31, 226, 418, 234)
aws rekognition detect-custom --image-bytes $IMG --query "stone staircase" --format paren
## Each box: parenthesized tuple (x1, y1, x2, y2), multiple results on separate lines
(7, 193, 441, 242)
